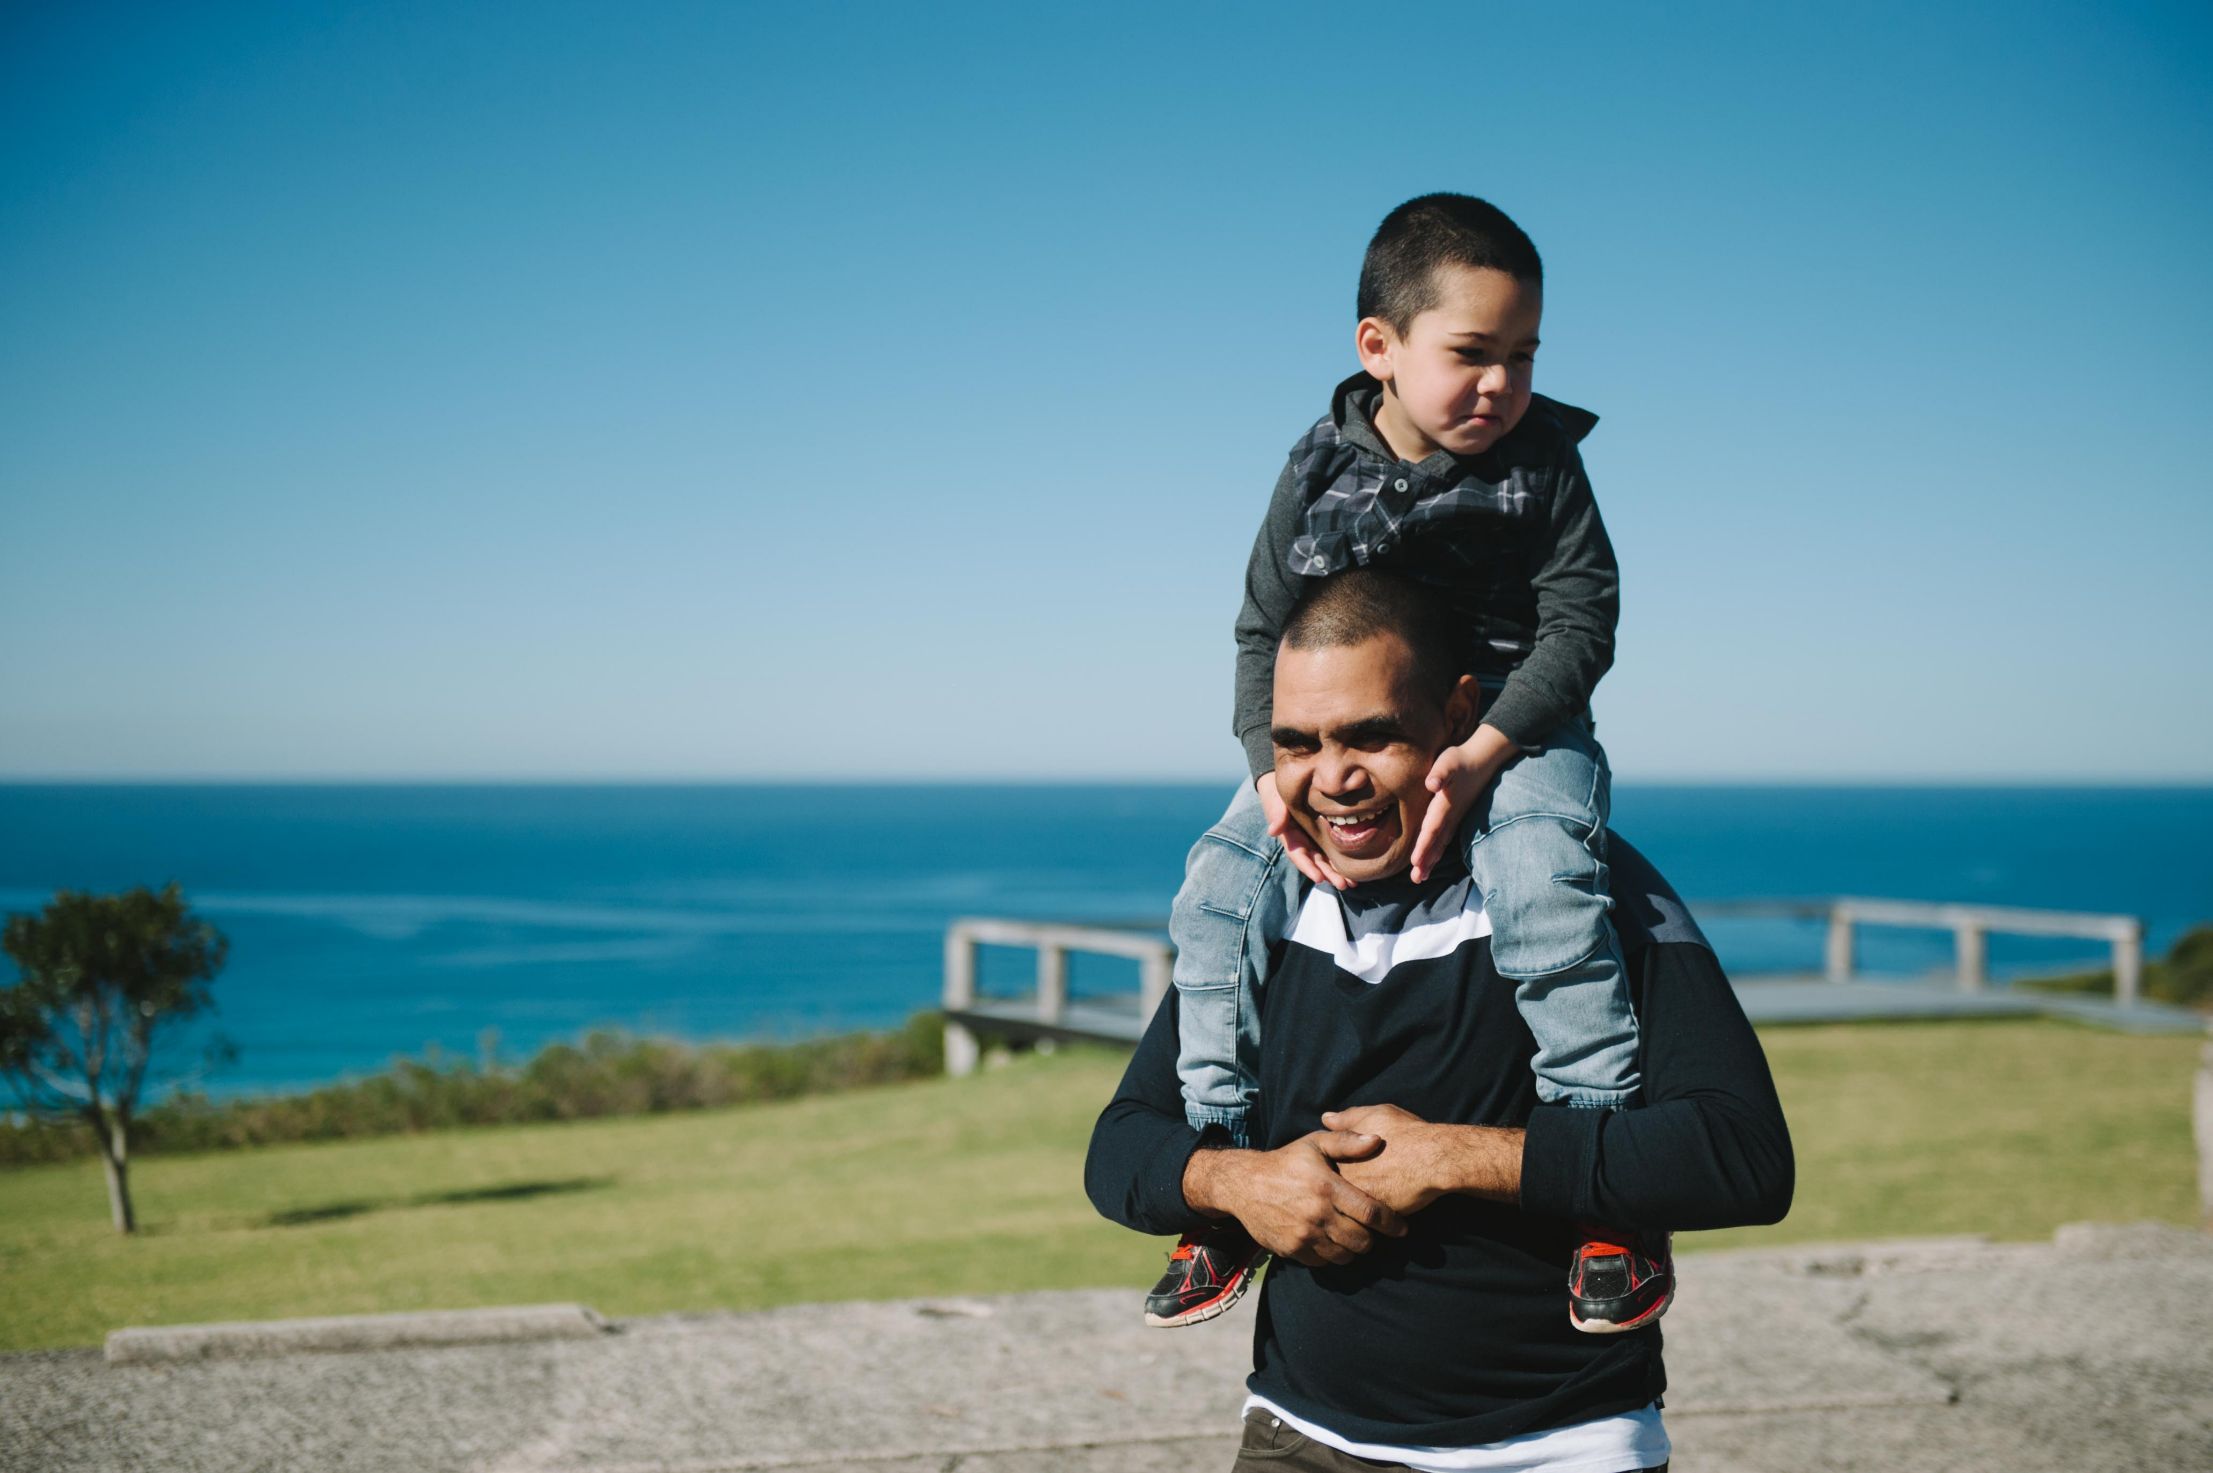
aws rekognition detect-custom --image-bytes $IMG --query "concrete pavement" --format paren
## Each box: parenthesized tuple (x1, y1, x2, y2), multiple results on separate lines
(6, 1222, 2209, 1472)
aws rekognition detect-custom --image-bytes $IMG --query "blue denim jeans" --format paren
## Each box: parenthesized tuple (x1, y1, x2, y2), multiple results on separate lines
(1169, 720, 1640, 1142)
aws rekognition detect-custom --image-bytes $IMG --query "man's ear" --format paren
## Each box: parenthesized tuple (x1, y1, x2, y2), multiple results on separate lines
(1354, 316, 1398, 382)
(1443, 675, 1483, 744)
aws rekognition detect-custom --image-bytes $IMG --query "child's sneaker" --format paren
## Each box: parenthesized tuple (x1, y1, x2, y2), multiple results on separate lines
(1567, 1227, 1673, 1333)
(1144, 1221, 1266, 1327)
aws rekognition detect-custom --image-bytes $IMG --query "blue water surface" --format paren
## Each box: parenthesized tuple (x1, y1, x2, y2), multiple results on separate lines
(1, 783, 2207, 1098)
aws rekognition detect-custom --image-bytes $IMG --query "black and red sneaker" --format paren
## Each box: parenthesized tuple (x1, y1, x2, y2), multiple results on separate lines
(1568, 1227, 1674, 1334)
(1143, 1222, 1266, 1328)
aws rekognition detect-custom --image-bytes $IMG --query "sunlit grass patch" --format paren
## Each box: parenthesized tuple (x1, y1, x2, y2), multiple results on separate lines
(3, 1020, 2199, 1351)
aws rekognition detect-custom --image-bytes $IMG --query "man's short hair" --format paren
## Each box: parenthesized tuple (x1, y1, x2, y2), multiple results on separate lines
(1356, 194, 1544, 334)
(1280, 570, 1463, 703)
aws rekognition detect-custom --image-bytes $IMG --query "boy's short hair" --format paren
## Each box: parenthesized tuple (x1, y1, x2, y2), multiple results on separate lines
(1357, 194, 1544, 333)
(1280, 570, 1462, 703)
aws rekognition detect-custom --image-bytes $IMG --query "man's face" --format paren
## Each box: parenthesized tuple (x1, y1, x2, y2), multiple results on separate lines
(1357, 263, 1541, 461)
(1271, 632, 1474, 885)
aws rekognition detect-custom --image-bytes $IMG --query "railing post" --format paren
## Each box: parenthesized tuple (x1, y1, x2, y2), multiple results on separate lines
(943, 925, 979, 1078)
(2114, 923, 2144, 1008)
(1955, 921, 1987, 992)
(1825, 906, 1855, 983)
(1140, 946, 1171, 1022)
(1036, 944, 1067, 1024)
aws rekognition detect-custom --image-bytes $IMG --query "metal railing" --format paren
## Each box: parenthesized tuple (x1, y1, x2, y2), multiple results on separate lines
(1813, 898, 2144, 1002)
(941, 918, 1172, 1077)
(938, 898, 2154, 1075)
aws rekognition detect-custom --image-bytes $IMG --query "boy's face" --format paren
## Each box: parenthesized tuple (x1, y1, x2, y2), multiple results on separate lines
(1271, 632, 1477, 886)
(1356, 263, 1541, 462)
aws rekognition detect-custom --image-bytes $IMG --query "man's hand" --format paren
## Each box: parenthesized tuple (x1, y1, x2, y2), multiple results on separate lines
(1321, 1104, 1454, 1216)
(1323, 1103, 1526, 1212)
(1257, 770, 1352, 891)
(1182, 1129, 1408, 1266)
(1408, 724, 1519, 883)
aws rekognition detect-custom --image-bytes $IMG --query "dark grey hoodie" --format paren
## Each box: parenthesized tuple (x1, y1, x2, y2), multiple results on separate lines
(1233, 373, 1619, 777)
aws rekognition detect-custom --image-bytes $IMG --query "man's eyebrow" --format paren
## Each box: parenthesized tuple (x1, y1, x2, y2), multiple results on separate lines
(1270, 724, 1317, 746)
(1446, 330, 1540, 347)
(1337, 717, 1408, 745)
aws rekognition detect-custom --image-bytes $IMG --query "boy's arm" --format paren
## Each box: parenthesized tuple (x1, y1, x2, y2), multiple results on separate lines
(1409, 443, 1617, 878)
(1235, 459, 1355, 890)
(1232, 458, 1312, 781)
(1478, 443, 1619, 748)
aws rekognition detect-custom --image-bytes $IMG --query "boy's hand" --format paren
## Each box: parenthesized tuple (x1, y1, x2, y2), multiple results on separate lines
(1409, 724, 1518, 883)
(1257, 770, 1353, 891)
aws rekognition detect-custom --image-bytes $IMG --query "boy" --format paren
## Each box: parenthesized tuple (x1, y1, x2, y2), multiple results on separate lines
(1144, 194, 1671, 1336)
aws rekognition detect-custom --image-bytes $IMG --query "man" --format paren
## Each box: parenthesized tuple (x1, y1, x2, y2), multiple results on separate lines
(1084, 570, 1794, 1472)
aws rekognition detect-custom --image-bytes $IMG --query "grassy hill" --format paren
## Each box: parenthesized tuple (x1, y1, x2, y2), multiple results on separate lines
(1, 1017, 2201, 1352)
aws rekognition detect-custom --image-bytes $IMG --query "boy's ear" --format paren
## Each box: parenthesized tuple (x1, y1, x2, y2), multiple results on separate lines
(1354, 316, 1399, 381)
(1443, 675, 1483, 744)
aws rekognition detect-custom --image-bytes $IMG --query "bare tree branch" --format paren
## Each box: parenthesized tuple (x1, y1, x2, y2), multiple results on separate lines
(2, 1060, 92, 1119)
(77, 996, 107, 1100)
(26, 1058, 95, 1106)
(123, 1023, 153, 1121)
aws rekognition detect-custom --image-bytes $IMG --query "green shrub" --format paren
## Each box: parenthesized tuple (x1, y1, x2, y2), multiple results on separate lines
(0, 1012, 948, 1167)
(2019, 924, 2213, 1008)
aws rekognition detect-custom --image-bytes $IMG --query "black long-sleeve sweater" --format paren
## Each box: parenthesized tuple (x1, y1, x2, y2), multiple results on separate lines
(1084, 835, 1793, 1447)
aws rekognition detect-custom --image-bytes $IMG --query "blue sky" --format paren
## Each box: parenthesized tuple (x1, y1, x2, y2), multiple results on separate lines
(3, 1, 2209, 781)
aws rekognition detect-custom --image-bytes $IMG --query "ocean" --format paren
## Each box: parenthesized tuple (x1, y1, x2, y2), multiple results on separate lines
(2, 783, 2207, 1100)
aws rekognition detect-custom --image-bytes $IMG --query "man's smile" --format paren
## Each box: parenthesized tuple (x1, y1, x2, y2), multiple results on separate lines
(1315, 804, 1399, 856)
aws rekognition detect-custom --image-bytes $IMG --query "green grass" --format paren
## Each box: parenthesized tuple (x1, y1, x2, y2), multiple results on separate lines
(1688, 1016, 2204, 1250)
(2, 1019, 2202, 1351)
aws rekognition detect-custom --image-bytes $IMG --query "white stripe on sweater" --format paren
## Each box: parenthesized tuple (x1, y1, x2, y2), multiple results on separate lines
(1289, 884, 1493, 986)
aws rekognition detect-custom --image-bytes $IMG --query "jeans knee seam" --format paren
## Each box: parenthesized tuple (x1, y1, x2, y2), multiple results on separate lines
(1494, 945, 1607, 982)
(1475, 810, 1605, 845)
(1493, 931, 1625, 983)
(1234, 847, 1287, 1003)
(1202, 829, 1274, 863)
(1544, 1086, 1638, 1109)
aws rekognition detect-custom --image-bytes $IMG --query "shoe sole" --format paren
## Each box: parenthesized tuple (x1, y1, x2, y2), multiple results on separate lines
(1142, 1268, 1256, 1328)
(1569, 1293, 1671, 1335)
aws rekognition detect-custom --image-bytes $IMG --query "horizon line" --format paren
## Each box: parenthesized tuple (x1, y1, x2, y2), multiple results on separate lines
(4, 773, 2213, 790)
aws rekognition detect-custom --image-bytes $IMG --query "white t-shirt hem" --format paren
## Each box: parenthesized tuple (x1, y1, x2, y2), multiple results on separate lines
(1240, 1393, 1669, 1473)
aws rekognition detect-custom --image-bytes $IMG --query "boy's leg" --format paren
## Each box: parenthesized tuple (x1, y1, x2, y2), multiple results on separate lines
(1466, 720, 1639, 1108)
(1465, 721, 1670, 1334)
(1167, 779, 1289, 1147)
(1148, 779, 1298, 1328)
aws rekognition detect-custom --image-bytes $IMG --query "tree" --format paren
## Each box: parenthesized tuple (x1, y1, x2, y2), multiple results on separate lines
(0, 885, 230, 1233)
